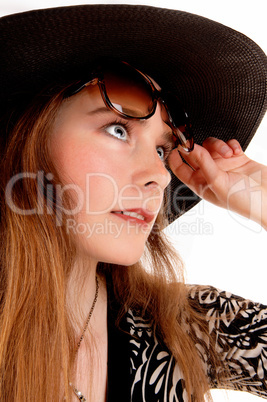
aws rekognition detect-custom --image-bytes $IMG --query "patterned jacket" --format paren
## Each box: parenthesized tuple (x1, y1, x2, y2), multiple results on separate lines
(107, 285, 267, 401)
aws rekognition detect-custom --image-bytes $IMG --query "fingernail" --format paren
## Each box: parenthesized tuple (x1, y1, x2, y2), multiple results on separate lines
(232, 144, 241, 154)
(221, 145, 232, 156)
(178, 145, 189, 154)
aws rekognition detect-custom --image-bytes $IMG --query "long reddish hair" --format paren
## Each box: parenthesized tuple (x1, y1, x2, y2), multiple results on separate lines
(0, 87, 223, 401)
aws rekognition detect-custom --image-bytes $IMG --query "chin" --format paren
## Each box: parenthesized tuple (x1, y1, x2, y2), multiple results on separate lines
(102, 250, 144, 267)
(98, 241, 146, 266)
(74, 232, 148, 266)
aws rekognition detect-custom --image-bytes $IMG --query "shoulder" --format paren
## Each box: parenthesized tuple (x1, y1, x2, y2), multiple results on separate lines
(186, 284, 267, 329)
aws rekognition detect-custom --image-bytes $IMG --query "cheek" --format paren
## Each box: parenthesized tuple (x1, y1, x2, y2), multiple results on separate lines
(50, 138, 127, 213)
(51, 131, 125, 178)
(49, 129, 155, 265)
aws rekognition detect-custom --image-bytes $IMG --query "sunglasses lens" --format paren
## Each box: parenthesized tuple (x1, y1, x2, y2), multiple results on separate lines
(102, 62, 155, 118)
(161, 91, 194, 151)
(66, 60, 194, 152)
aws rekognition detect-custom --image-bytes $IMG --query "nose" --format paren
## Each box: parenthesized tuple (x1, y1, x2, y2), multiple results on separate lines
(130, 102, 173, 201)
(132, 142, 171, 192)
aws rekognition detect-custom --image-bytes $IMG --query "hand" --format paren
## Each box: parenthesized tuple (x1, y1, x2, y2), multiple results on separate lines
(168, 137, 267, 230)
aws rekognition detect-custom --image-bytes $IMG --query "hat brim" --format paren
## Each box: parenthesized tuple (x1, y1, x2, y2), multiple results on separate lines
(1, 4, 266, 223)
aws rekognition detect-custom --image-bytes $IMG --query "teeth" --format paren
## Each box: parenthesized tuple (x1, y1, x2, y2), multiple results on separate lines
(123, 211, 145, 220)
(114, 211, 145, 221)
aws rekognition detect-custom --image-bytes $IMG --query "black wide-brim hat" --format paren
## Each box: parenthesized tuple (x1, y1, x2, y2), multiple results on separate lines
(1, 4, 267, 223)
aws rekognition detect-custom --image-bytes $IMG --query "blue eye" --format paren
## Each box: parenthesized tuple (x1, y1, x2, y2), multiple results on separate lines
(156, 146, 165, 161)
(105, 124, 128, 140)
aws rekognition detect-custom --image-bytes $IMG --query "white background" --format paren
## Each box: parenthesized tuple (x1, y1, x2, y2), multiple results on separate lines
(1, 1, 266, 400)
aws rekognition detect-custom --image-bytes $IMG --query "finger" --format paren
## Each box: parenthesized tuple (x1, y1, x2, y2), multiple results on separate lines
(179, 144, 222, 185)
(202, 137, 233, 158)
(168, 148, 196, 184)
(176, 144, 200, 171)
(226, 139, 243, 155)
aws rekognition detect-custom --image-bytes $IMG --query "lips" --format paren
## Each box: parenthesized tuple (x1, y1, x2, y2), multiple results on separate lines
(111, 208, 155, 224)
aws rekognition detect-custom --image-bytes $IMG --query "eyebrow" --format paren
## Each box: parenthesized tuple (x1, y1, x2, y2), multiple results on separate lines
(87, 106, 145, 118)
(162, 130, 176, 147)
(87, 107, 116, 116)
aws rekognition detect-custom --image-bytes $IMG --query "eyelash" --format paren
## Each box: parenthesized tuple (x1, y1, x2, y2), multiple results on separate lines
(101, 119, 174, 163)
(101, 119, 132, 140)
(159, 142, 174, 163)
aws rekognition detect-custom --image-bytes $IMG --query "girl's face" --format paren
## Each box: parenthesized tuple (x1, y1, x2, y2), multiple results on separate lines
(50, 84, 173, 266)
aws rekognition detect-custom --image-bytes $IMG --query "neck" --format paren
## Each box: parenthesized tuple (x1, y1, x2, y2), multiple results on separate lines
(66, 258, 108, 402)
(66, 257, 104, 333)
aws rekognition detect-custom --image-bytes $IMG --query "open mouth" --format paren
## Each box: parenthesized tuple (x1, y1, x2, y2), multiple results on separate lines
(113, 211, 145, 220)
(111, 209, 154, 223)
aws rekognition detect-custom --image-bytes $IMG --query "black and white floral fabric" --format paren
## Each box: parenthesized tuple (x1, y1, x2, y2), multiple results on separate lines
(125, 286, 267, 401)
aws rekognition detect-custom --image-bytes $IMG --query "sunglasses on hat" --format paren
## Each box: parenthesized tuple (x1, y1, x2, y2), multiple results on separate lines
(65, 60, 194, 152)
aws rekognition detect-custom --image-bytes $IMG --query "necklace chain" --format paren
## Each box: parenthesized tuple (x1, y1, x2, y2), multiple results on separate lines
(76, 276, 99, 351)
(70, 276, 99, 401)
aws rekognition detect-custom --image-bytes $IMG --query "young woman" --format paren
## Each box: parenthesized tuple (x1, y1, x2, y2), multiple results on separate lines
(0, 4, 266, 402)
